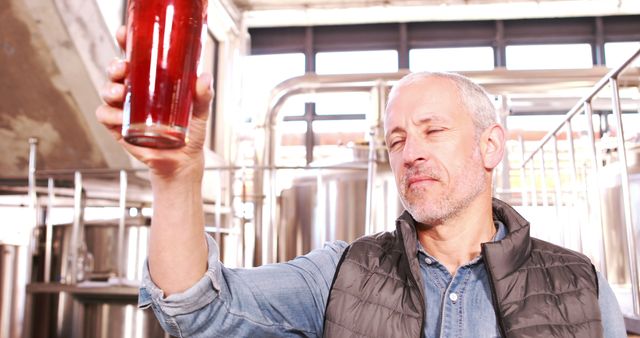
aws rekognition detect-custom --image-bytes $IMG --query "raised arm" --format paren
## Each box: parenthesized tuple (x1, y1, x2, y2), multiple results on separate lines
(96, 26, 347, 337)
(95, 26, 212, 296)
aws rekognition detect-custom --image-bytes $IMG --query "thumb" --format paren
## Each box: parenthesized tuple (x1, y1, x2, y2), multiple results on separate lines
(193, 72, 213, 119)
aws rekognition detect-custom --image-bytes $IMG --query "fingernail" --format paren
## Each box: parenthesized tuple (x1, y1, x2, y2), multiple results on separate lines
(108, 59, 125, 74)
(110, 85, 121, 96)
(116, 60, 126, 71)
(200, 73, 213, 90)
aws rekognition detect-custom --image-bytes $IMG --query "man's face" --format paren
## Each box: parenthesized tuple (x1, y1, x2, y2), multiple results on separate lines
(384, 77, 489, 225)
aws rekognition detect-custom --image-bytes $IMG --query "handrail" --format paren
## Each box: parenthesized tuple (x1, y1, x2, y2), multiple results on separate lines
(30, 164, 368, 177)
(520, 47, 640, 167)
(254, 67, 640, 265)
(519, 47, 640, 318)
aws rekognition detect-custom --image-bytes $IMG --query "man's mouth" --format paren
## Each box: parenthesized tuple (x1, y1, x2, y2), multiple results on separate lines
(406, 175, 438, 188)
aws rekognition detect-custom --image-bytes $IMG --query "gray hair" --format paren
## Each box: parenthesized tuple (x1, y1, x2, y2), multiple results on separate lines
(389, 71, 498, 135)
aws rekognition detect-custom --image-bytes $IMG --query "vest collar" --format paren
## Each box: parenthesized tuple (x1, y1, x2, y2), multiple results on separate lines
(395, 198, 532, 280)
(482, 198, 532, 280)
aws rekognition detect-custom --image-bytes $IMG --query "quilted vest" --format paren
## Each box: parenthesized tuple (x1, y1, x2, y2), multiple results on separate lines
(323, 199, 602, 338)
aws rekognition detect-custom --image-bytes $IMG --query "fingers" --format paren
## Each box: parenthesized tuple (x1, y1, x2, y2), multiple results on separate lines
(101, 82, 125, 106)
(116, 25, 126, 51)
(101, 59, 127, 107)
(192, 72, 214, 119)
(107, 58, 127, 83)
(96, 104, 124, 128)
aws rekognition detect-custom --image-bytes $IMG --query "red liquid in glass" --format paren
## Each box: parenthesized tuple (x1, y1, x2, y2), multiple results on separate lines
(122, 0, 207, 148)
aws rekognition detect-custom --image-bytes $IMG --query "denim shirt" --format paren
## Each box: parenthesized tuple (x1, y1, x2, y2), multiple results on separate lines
(139, 225, 627, 337)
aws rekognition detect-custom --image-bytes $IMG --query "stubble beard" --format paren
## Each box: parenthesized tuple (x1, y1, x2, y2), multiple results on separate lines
(400, 149, 487, 226)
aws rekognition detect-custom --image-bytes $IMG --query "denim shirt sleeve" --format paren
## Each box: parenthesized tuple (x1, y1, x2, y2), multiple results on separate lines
(138, 233, 348, 337)
(597, 271, 627, 338)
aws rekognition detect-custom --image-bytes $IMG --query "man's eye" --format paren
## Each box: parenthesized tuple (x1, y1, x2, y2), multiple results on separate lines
(389, 140, 403, 149)
(427, 129, 443, 135)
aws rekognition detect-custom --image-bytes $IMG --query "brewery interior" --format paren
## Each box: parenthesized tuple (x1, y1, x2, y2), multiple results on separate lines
(1, 0, 640, 337)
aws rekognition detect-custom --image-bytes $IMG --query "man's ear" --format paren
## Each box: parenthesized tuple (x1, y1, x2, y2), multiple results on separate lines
(480, 124, 506, 170)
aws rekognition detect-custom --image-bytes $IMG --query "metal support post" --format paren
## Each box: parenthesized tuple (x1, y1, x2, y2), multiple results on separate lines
(44, 178, 55, 283)
(551, 136, 565, 247)
(519, 136, 528, 206)
(68, 171, 83, 284)
(610, 78, 640, 315)
(566, 121, 583, 252)
(584, 101, 608, 277)
(117, 170, 128, 280)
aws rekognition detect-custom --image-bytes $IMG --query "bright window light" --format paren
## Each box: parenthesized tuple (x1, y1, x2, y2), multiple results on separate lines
(95, 0, 124, 42)
(312, 119, 367, 134)
(315, 50, 398, 75)
(315, 92, 371, 116)
(604, 41, 640, 68)
(410, 47, 495, 72)
(506, 44, 593, 70)
(242, 53, 306, 120)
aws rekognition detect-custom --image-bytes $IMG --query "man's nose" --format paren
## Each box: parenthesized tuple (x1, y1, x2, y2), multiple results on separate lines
(402, 136, 427, 167)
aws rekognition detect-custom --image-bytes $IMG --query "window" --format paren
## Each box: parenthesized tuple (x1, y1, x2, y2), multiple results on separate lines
(409, 47, 495, 72)
(505, 44, 593, 70)
(96, 0, 125, 42)
(315, 50, 398, 75)
(278, 121, 308, 166)
(315, 92, 371, 116)
(604, 41, 640, 68)
(312, 120, 369, 164)
(242, 53, 306, 121)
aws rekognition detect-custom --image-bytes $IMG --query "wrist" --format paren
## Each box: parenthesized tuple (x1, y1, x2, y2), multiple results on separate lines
(149, 155, 204, 187)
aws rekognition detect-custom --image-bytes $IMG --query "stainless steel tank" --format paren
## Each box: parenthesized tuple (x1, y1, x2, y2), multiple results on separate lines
(277, 162, 402, 261)
(26, 292, 172, 338)
(30, 218, 151, 283)
(0, 244, 27, 338)
(27, 218, 173, 338)
(600, 145, 640, 285)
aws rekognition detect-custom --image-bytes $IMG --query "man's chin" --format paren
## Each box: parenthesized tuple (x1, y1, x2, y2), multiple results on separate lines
(410, 212, 447, 227)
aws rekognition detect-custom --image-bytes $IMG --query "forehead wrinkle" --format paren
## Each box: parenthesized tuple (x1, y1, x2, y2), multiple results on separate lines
(412, 113, 448, 126)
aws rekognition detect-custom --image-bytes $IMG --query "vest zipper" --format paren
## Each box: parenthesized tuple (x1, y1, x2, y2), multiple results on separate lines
(481, 243, 508, 338)
(399, 220, 426, 338)
(408, 265, 426, 337)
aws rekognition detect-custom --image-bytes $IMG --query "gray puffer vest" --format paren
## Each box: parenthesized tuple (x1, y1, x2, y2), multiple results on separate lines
(323, 199, 602, 338)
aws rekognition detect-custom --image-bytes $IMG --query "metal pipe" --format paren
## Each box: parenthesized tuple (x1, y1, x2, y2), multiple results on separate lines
(315, 169, 326, 249)
(28, 138, 38, 239)
(239, 166, 251, 267)
(44, 178, 55, 283)
(519, 136, 528, 206)
(540, 148, 549, 207)
(566, 121, 583, 253)
(583, 101, 608, 277)
(21, 138, 38, 338)
(529, 160, 537, 207)
(35, 164, 368, 177)
(364, 82, 386, 235)
(229, 169, 242, 267)
(610, 77, 640, 315)
(117, 170, 128, 280)
(520, 48, 640, 166)
(364, 130, 377, 235)
(214, 171, 223, 253)
(551, 135, 565, 247)
(68, 171, 83, 284)
(268, 168, 277, 264)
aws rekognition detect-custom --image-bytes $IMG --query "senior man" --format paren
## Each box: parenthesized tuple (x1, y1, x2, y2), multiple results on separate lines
(96, 27, 626, 338)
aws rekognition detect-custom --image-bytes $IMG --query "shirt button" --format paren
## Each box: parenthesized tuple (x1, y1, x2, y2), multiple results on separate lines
(449, 292, 458, 303)
(424, 257, 433, 264)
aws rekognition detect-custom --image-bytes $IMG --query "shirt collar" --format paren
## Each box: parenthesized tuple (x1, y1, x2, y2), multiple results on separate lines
(416, 220, 508, 263)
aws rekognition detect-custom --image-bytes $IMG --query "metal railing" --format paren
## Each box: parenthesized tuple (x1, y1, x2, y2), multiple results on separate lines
(520, 48, 640, 319)
(24, 141, 373, 283)
(254, 67, 640, 265)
